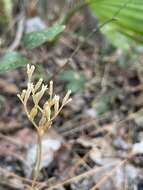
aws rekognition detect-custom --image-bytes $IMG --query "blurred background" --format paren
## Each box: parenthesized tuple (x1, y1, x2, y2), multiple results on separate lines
(0, 0, 143, 189)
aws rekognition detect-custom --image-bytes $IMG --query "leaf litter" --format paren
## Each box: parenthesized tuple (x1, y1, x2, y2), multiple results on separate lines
(0, 3, 143, 190)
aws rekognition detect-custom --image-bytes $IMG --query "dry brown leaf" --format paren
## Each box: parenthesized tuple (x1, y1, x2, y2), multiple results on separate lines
(0, 119, 21, 133)
(0, 79, 18, 94)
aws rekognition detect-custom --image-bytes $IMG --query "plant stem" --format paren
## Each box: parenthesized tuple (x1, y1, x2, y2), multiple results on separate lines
(60, 1, 87, 25)
(31, 131, 42, 189)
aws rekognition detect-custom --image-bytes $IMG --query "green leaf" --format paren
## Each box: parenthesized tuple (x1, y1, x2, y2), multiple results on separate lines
(67, 81, 84, 92)
(23, 25, 65, 49)
(89, 0, 143, 45)
(60, 70, 86, 93)
(0, 51, 30, 72)
(60, 70, 84, 82)
(101, 24, 130, 49)
(3, 0, 13, 21)
(93, 96, 111, 115)
(95, 100, 110, 115)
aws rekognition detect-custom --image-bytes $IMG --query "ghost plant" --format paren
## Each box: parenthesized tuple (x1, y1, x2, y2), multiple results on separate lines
(17, 64, 72, 189)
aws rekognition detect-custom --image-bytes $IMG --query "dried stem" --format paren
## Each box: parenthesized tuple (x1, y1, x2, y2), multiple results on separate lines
(31, 131, 42, 189)
(17, 65, 72, 190)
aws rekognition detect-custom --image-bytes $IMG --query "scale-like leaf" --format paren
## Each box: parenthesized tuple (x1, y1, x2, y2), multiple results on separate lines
(0, 51, 29, 72)
(23, 25, 65, 49)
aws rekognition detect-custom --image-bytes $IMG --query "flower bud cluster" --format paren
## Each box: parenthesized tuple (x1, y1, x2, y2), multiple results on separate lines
(17, 64, 72, 136)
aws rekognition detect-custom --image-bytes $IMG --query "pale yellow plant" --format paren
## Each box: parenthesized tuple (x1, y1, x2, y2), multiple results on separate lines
(17, 64, 72, 189)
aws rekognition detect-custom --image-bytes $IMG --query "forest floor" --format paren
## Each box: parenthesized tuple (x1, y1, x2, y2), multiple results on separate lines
(0, 7, 143, 190)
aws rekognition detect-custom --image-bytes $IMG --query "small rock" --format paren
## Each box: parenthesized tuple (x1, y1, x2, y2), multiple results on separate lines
(25, 16, 46, 33)
(113, 137, 131, 150)
(132, 142, 143, 155)
(84, 108, 97, 118)
(26, 132, 63, 176)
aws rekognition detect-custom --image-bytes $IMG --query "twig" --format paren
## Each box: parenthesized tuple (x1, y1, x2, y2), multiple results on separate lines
(7, 14, 25, 51)
(0, 166, 49, 188)
(0, 181, 26, 190)
(46, 161, 123, 190)
(0, 166, 32, 185)
(101, 63, 111, 93)
(52, 0, 132, 83)
(0, 133, 27, 149)
(64, 0, 132, 66)
(61, 1, 87, 25)
(0, 150, 30, 170)
(90, 159, 127, 190)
